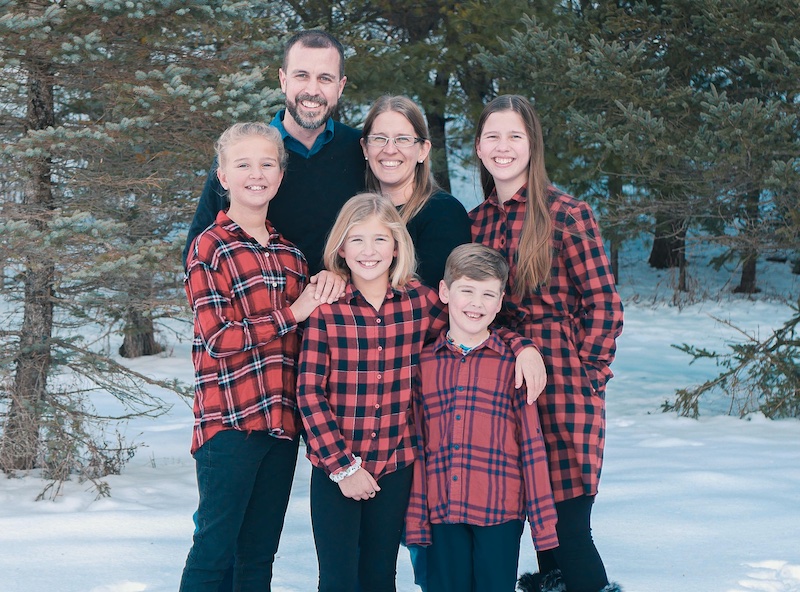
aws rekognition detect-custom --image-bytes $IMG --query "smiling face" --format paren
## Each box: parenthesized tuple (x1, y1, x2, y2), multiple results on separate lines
(279, 44, 346, 132)
(338, 215, 397, 293)
(361, 110, 431, 204)
(217, 135, 284, 213)
(439, 275, 504, 346)
(475, 109, 531, 199)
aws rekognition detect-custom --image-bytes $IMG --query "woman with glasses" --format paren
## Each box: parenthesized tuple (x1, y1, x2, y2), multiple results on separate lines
(361, 95, 471, 289)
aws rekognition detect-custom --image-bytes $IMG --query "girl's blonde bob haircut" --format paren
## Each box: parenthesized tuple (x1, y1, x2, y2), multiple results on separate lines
(323, 192, 417, 289)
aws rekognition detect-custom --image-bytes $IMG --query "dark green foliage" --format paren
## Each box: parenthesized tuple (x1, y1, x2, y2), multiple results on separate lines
(666, 303, 800, 419)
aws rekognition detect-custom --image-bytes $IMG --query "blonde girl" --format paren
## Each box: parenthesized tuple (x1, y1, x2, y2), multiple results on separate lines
(297, 193, 444, 592)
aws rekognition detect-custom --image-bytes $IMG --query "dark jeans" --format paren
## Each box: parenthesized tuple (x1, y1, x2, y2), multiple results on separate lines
(179, 430, 299, 592)
(536, 495, 609, 592)
(427, 520, 523, 592)
(407, 544, 428, 591)
(310, 464, 413, 592)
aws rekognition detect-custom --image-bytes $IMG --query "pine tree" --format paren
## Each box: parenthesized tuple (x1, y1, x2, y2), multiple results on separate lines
(0, 0, 286, 493)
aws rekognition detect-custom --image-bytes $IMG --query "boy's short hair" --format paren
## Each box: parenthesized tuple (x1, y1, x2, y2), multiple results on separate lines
(443, 243, 509, 287)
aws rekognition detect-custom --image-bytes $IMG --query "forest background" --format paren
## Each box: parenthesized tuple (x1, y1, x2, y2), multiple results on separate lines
(0, 0, 798, 492)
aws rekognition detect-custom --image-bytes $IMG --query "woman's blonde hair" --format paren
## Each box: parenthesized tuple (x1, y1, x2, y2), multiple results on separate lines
(323, 192, 417, 289)
(362, 95, 438, 224)
(475, 95, 552, 296)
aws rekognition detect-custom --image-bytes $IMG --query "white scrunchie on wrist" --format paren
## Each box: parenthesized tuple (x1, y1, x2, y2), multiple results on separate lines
(329, 456, 362, 483)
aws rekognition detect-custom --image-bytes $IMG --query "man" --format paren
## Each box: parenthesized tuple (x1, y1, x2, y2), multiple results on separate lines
(182, 29, 366, 274)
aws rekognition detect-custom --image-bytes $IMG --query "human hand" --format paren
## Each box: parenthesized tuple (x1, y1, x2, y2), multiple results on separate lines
(309, 270, 347, 304)
(515, 346, 547, 405)
(337, 467, 381, 501)
(289, 283, 324, 323)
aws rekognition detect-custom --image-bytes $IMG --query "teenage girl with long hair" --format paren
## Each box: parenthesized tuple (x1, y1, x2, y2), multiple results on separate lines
(471, 95, 624, 592)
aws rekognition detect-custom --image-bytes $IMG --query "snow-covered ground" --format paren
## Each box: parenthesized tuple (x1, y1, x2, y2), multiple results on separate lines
(0, 241, 798, 592)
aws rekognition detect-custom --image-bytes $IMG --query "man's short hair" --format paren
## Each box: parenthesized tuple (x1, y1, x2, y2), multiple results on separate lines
(283, 30, 345, 78)
(443, 243, 509, 287)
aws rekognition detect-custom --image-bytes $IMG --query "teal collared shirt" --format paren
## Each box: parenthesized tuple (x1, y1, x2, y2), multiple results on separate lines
(271, 109, 335, 158)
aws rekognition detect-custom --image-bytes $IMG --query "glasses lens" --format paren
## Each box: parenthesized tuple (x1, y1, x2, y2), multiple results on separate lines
(368, 135, 388, 147)
(394, 136, 416, 147)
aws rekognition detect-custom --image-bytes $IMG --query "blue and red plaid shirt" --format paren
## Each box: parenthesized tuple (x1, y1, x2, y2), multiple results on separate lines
(185, 210, 308, 453)
(404, 331, 558, 550)
(296, 280, 446, 481)
(470, 185, 624, 501)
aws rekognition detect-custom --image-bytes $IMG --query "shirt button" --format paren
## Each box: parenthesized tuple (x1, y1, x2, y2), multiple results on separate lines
(457, 386, 464, 391)
(452, 475, 458, 482)
(453, 444, 460, 450)
(374, 403, 380, 409)
(377, 346, 383, 351)
(377, 373, 382, 380)
(371, 432, 377, 438)
(376, 318, 382, 324)
(455, 414, 461, 421)
(460, 358, 466, 363)
(272, 282, 278, 288)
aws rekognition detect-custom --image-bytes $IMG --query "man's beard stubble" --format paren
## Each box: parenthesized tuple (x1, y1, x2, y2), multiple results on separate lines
(285, 92, 337, 130)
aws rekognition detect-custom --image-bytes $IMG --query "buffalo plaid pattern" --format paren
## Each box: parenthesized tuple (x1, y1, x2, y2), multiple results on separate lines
(185, 211, 308, 454)
(404, 332, 559, 551)
(297, 280, 447, 481)
(470, 185, 624, 502)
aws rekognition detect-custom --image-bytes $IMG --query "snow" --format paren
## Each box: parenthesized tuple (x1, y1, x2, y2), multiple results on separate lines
(1, 248, 799, 592)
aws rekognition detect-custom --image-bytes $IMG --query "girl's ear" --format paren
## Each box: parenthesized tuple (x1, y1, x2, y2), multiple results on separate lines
(216, 166, 229, 190)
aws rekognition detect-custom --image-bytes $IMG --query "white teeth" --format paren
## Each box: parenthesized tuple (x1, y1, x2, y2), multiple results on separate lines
(301, 101, 321, 109)
(494, 157, 513, 164)
(464, 312, 482, 319)
(382, 161, 402, 167)
(247, 185, 266, 190)
(359, 261, 378, 268)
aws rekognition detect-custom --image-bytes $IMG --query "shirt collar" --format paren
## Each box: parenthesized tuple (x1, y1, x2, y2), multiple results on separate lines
(215, 210, 278, 242)
(488, 184, 528, 207)
(432, 329, 507, 356)
(343, 281, 405, 305)
(270, 109, 335, 158)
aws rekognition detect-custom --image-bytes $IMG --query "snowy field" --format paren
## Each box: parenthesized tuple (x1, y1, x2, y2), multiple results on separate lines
(0, 243, 799, 592)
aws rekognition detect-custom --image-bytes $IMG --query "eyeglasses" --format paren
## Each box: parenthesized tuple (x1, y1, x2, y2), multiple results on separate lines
(365, 135, 424, 148)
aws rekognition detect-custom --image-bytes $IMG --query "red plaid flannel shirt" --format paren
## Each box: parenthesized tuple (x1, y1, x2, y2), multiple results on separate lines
(405, 332, 558, 550)
(470, 185, 624, 501)
(185, 211, 307, 453)
(297, 280, 447, 481)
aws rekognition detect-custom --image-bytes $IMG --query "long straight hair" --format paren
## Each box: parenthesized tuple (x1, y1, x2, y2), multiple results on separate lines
(362, 95, 438, 224)
(323, 192, 417, 289)
(475, 95, 552, 296)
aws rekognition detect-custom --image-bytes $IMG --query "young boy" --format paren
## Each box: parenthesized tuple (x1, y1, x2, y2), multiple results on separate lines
(404, 243, 559, 592)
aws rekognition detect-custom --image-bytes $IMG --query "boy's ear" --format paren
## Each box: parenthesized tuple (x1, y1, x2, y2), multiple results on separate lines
(438, 279, 450, 304)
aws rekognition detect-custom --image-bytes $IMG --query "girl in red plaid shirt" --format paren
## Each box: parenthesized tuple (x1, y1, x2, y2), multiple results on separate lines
(297, 192, 446, 592)
(472, 96, 624, 592)
(180, 123, 336, 591)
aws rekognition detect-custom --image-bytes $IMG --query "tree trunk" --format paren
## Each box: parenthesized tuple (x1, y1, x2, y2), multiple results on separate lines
(606, 173, 623, 285)
(424, 70, 452, 193)
(1, 56, 56, 471)
(119, 308, 164, 358)
(649, 212, 685, 270)
(733, 191, 761, 294)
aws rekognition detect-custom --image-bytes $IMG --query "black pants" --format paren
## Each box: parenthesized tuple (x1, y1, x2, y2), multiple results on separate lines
(310, 464, 413, 592)
(536, 495, 609, 592)
(428, 520, 524, 592)
(180, 431, 299, 592)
